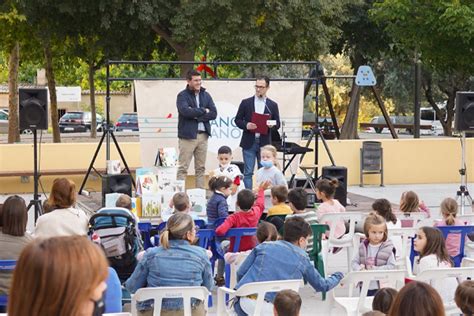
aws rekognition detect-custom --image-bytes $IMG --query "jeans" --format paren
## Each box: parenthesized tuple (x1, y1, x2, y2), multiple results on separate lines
(242, 139, 261, 190)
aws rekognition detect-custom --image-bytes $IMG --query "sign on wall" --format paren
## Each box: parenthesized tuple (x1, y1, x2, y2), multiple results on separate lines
(134, 80, 304, 173)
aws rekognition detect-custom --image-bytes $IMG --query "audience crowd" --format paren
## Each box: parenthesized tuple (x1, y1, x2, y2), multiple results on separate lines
(1, 143, 473, 316)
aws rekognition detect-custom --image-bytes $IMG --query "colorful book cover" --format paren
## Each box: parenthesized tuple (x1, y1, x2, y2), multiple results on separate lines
(136, 173, 159, 195)
(141, 193, 162, 218)
(157, 147, 178, 167)
(187, 188, 207, 214)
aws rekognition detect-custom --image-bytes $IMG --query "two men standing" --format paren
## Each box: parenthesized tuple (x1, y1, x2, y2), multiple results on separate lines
(176, 72, 280, 190)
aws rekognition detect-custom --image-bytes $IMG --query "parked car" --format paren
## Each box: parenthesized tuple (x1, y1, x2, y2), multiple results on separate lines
(59, 111, 103, 133)
(115, 112, 139, 132)
(0, 108, 33, 134)
(0, 109, 8, 134)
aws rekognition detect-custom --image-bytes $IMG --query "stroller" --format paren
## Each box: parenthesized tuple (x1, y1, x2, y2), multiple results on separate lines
(89, 207, 142, 282)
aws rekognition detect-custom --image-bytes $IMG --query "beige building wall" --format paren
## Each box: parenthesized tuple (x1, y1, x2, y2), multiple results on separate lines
(1, 138, 472, 193)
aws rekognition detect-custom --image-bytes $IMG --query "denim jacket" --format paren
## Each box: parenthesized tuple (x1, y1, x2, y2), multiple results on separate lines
(124, 240, 213, 311)
(236, 240, 344, 302)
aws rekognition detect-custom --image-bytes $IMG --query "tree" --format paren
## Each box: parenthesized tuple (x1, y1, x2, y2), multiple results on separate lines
(133, 1, 348, 75)
(370, 0, 474, 135)
(0, 3, 28, 143)
(330, 0, 393, 139)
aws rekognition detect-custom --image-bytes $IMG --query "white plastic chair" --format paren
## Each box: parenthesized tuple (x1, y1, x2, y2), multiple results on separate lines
(330, 270, 406, 316)
(388, 227, 418, 268)
(396, 212, 427, 227)
(412, 267, 474, 315)
(131, 286, 209, 316)
(217, 279, 302, 316)
(228, 252, 251, 289)
(461, 257, 474, 267)
(319, 212, 366, 272)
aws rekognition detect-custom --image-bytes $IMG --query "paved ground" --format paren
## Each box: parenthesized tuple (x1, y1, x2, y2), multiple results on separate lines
(2, 182, 472, 315)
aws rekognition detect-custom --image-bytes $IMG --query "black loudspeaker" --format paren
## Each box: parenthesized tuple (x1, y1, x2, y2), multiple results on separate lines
(102, 174, 132, 206)
(455, 91, 474, 131)
(322, 166, 347, 207)
(19, 88, 48, 130)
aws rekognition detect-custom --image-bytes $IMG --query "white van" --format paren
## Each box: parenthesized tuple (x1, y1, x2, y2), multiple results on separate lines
(421, 107, 444, 135)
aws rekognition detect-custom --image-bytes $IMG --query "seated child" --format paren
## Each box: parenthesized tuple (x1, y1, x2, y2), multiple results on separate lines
(372, 287, 398, 314)
(273, 289, 302, 316)
(212, 145, 245, 213)
(216, 181, 271, 251)
(206, 176, 233, 228)
(315, 178, 346, 239)
(434, 197, 465, 256)
(351, 213, 396, 296)
(234, 217, 344, 315)
(455, 280, 474, 316)
(162, 192, 200, 221)
(413, 226, 458, 304)
(372, 198, 400, 228)
(398, 191, 431, 227)
(268, 185, 292, 216)
(286, 188, 318, 254)
(224, 221, 279, 265)
(214, 181, 270, 286)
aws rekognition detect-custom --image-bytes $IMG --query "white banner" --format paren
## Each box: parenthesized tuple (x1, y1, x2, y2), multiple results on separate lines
(134, 80, 304, 174)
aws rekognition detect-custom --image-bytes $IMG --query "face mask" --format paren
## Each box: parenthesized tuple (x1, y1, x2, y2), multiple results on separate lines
(91, 294, 105, 316)
(261, 160, 273, 169)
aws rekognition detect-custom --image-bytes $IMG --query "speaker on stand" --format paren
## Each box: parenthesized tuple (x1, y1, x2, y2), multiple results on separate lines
(19, 88, 48, 222)
(454, 91, 474, 214)
(322, 166, 348, 207)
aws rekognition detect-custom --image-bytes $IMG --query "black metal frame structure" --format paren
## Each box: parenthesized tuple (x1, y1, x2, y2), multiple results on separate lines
(79, 60, 339, 194)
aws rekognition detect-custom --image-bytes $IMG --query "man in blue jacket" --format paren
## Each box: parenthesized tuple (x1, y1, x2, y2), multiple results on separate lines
(176, 70, 217, 189)
(235, 75, 280, 189)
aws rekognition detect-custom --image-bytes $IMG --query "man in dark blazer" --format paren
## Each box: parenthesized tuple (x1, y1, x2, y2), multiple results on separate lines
(235, 75, 281, 189)
(176, 69, 217, 189)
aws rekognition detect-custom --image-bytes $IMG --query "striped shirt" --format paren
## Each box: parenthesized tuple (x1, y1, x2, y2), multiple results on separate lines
(286, 210, 318, 253)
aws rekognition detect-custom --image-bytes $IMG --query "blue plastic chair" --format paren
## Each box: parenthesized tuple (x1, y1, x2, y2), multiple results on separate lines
(195, 229, 216, 307)
(138, 222, 154, 249)
(437, 225, 474, 267)
(0, 260, 16, 308)
(217, 228, 257, 288)
(196, 229, 215, 250)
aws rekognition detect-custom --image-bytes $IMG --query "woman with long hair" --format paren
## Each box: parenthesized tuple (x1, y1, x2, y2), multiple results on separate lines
(8, 236, 109, 316)
(35, 177, 89, 238)
(0, 195, 33, 296)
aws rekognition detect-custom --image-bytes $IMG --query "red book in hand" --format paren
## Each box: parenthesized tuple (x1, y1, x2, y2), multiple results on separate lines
(250, 112, 270, 135)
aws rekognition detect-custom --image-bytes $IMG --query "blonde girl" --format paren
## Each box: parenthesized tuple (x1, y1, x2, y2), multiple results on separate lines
(256, 145, 287, 209)
(434, 197, 465, 256)
(399, 190, 431, 217)
(351, 213, 396, 296)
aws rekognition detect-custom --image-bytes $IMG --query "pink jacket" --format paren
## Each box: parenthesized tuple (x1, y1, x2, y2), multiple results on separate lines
(317, 199, 346, 238)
